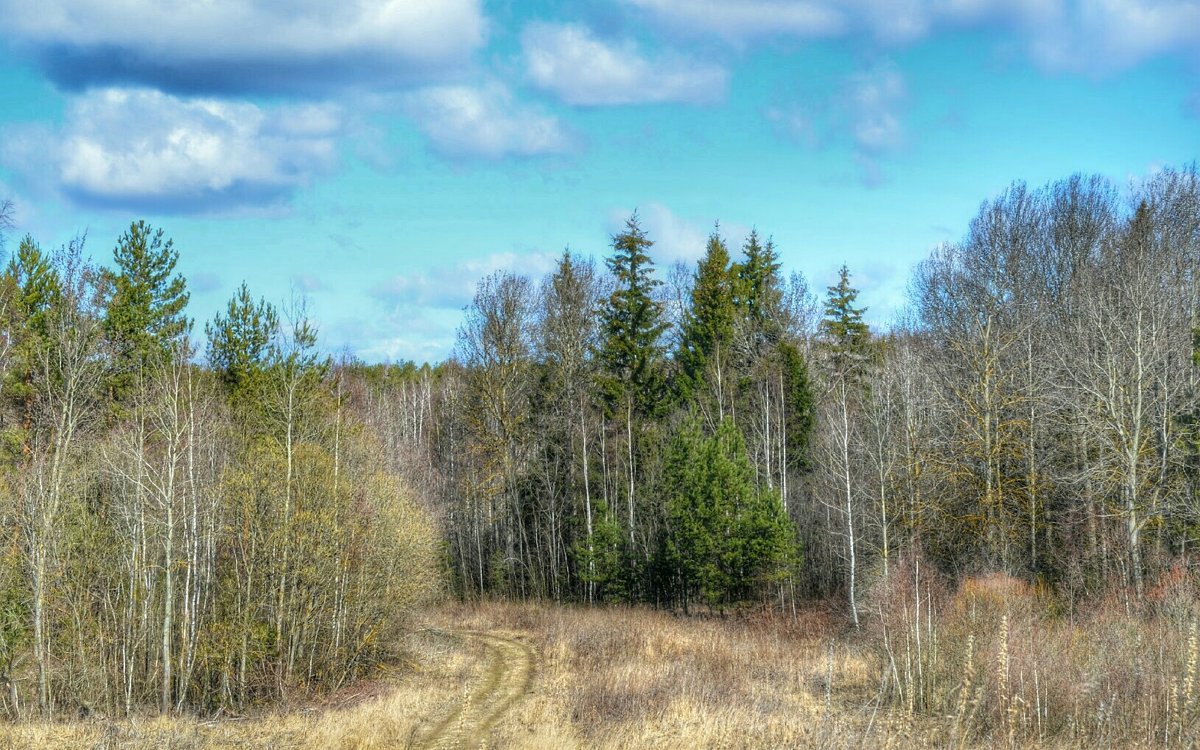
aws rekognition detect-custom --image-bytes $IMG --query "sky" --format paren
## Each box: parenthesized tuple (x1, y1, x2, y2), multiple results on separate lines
(0, 0, 1197, 363)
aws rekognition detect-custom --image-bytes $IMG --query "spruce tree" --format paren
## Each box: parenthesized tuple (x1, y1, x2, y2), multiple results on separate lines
(778, 340, 816, 473)
(734, 230, 782, 334)
(596, 213, 668, 567)
(820, 264, 871, 380)
(676, 227, 736, 410)
(665, 416, 797, 610)
(597, 213, 667, 418)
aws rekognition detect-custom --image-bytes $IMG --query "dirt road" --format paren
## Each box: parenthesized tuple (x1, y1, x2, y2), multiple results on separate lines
(414, 631, 536, 749)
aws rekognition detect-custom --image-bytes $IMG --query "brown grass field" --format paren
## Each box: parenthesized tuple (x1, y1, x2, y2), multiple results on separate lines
(2, 588, 1199, 749)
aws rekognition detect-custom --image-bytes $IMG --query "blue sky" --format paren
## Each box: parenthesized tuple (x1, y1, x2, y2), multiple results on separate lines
(0, 0, 1197, 363)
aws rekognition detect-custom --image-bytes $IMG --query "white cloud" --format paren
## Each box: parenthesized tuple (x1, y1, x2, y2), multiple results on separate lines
(2, 0, 486, 94)
(1029, 0, 1200, 72)
(405, 83, 573, 159)
(521, 22, 727, 106)
(845, 62, 906, 155)
(624, 0, 1200, 71)
(4, 88, 341, 213)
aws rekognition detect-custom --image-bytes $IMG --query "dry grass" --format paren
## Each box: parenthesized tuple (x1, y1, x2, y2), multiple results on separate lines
(0, 627, 480, 750)
(6, 590, 1199, 748)
(444, 601, 916, 749)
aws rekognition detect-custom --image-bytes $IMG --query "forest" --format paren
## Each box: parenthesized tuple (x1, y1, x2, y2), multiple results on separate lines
(422, 164, 1200, 623)
(0, 163, 1198, 732)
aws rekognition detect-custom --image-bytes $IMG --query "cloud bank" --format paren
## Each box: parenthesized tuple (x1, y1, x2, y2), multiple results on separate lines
(2, 0, 486, 95)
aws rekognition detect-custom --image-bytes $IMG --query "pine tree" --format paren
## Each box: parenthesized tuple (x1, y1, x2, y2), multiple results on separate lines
(205, 282, 278, 412)
(665, 416, 797, 610)
(5, 237, 59, 334)
(103, 221, 190, 403)
(676, 227, 736, 411)
(2, 237, 62, 442)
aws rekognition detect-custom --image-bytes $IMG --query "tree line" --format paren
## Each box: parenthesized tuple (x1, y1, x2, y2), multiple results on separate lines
(379, 165, 1200, 621)
(0, 218, 439, 718)
(0, 162, 1196, 714)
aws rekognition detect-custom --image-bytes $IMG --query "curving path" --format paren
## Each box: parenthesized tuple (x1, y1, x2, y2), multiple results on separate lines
(414, 631, 536, 750)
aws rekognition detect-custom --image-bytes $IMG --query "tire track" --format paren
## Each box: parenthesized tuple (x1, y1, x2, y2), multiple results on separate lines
(414, 631, 535, 750)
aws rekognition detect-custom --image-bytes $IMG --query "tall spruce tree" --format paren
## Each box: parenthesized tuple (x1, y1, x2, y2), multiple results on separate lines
(676, 228, 736, 413)
(597, 214, 667, 418)
(596, 213, 668, 561)
(734, 230, 783, 334)
(820, 264, 871, 379)
(818, 264, 871, 626)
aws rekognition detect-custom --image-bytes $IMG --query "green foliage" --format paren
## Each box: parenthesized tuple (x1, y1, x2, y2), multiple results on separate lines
(733, 230, 782, 333)
(103, 220, 190, 380)
(206, 282, 279, 411)
(778, 340, 816, 473)
(596, 213, 668, 419)
(664, 417, 798, 609)
(820, 264, 871, 380)
(676, 228, 736, 405)
(575, 499, 626, 600)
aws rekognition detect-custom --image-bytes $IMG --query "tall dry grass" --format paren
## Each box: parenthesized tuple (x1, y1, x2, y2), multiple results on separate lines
(5, 588, 1198, 748)
(866, 555, 1200, 748)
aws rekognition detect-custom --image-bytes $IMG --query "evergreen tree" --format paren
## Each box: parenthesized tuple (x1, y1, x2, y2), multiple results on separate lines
(6, 236, 60, 338)
(205, 282, 278, 410)
(596, 213, 668, 419)
(778, 340, 816, 473)
(820, 265, 871, 380)
(665, 416, 797, 610)
(734, 230, 783, 333)
(103, 221, 190, 402)
(1, 237, 62, 442)
(676, 227, 736, 410)
(595, 213, 668, 568)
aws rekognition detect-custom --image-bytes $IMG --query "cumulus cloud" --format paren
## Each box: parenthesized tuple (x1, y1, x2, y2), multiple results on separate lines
(4, 88, 342, 213)
(624, 0, 1199, 71)
(404, 83, 573, 160)
(2, 0, 486, 95)
(522, 22, 727, 106)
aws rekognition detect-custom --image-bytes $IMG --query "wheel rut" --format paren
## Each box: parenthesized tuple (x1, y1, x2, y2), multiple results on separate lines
(414, 631, 535, 750)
